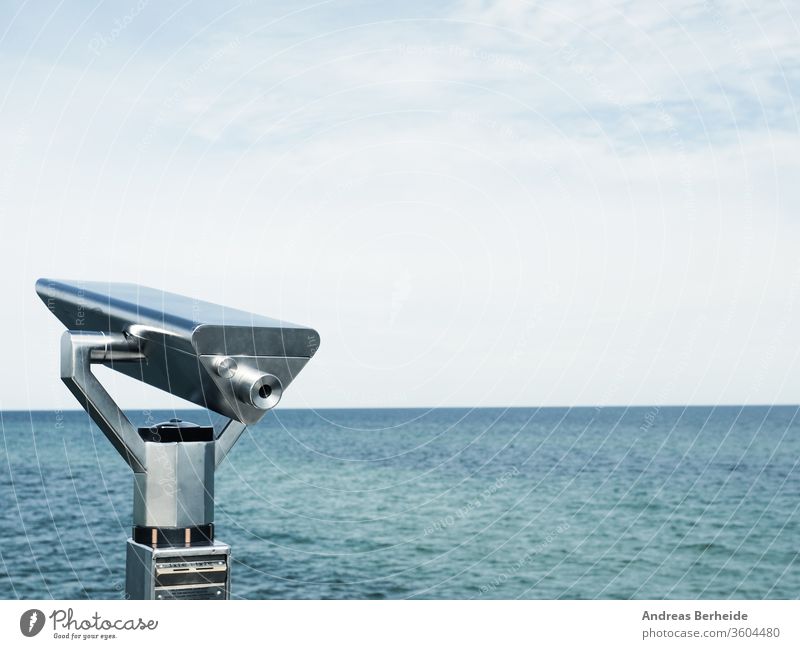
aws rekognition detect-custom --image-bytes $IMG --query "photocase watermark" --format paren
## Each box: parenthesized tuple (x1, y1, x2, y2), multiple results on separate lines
(509, 282, 560, 365)
(396, 43, 531, 74)
(702, 0, 752, 72)
(20, 608, 158, 640)
(553, 42, 632, 112)
(749, 268, 800, 396)
(141, 409, 157, 427)
(424, 466, 520, 536)
(552, 41, 695, 220)
(390, 268, 413, 325)
(88, 0, 149, 56)
(138, 36, 241, 152)
(478, 522, 571, 595)
(591, 343, 641, 419)
(0, 124, 28, 217)
(19, 609, 45, 637)
(638, 314, 708, 433)
(451, 108, 516, 139)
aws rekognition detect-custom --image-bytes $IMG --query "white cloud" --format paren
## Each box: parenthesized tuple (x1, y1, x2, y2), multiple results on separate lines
(0, 0, 798, 409)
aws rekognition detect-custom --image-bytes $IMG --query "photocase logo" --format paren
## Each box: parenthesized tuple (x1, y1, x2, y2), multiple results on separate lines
(20, 609, 45, 637)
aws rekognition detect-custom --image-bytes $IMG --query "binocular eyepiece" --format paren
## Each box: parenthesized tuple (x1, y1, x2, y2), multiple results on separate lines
(212, 358, 283, 410)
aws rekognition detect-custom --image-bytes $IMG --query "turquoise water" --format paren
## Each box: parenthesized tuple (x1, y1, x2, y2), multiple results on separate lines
(1, 407, 798, 599)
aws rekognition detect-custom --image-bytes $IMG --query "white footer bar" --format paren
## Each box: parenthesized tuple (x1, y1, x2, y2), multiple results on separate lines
(1, 600, 797, 648)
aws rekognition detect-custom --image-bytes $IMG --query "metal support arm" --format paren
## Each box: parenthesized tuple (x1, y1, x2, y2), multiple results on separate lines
(60, 330, 148, 473)
(213, 415, 248, 468)
(61, 330, 252, 473)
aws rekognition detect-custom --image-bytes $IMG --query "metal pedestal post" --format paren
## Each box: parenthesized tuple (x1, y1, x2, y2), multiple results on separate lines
(125, 418, 229, 600)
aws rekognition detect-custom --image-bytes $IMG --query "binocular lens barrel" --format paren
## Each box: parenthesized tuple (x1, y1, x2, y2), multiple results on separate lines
(231, 366, 283, 410)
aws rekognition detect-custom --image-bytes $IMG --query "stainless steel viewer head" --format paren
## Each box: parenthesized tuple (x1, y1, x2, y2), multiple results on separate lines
(36, 278, 320, 425)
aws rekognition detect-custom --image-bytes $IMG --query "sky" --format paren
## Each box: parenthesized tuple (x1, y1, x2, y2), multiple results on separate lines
(0, 0, 798, 411)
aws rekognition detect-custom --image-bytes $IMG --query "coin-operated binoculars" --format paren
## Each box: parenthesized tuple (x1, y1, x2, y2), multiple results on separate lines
(36, 279, 319, 600)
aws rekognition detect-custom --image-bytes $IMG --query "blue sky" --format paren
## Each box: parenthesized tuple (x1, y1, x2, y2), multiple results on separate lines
(1, 1, 798, 410)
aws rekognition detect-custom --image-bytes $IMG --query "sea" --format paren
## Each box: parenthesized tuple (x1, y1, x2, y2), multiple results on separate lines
(1, 406, 797, 599)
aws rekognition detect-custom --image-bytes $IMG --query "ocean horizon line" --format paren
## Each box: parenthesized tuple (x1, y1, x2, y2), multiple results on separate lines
(6, 403, 800, 414)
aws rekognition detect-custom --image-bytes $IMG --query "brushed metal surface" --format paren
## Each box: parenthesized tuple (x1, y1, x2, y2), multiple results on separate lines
(133, 441, 215, 528)
(37, 278, 319, 424)
(126, 540, 231, 600)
